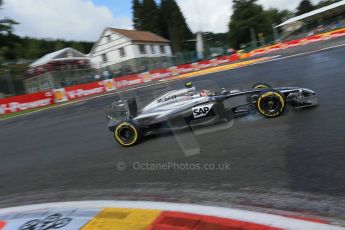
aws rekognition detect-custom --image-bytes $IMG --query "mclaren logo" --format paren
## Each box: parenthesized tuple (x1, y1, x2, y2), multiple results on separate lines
(158, 95, 177, 103)
(192, 103, 214, 118)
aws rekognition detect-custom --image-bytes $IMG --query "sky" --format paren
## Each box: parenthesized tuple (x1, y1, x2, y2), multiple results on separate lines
(1, 0, 322, 41)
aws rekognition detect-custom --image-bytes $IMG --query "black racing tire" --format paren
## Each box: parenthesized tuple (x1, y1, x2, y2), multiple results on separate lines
(114, 121, 142, 147)
(252, 82, 272, 89)
(256, 89, 286, 118)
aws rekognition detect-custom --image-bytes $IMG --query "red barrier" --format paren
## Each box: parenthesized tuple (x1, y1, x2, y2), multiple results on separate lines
(150, 68, 173, 80)
(330, 29, 345, 38)
(216, 56, 231, 64)
(52, 80, 115, 104)
(251, 48, 267, 56)
(169, 66, 180, 76)
(215, 54, 240, 64)
(177, 64, 194, 74)
(0, 221, 6, 230)
(0, 91, 54, 115)
(115, 74, 143, 89)
(64, 81, 105, 100)
(284, 38, 304, 48)
(102, 79, 117, 92)
(198, 60, 212, 69)
(229, 53, 240, 62)
(305, 35, 323, 44)
(268, 44, 285, 52)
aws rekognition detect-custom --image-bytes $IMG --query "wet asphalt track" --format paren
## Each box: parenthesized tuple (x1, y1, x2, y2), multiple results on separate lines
(0, 39, 345, 219)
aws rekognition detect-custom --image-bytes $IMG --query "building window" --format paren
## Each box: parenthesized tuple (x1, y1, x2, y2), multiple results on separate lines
(160, 45, 166, 54)
(119, 47, 126, 57)
(105, 35, 111, 43)
(151, 45, 155, 54)
(101, 53, 108, 63)
(139, 44, 146, 54)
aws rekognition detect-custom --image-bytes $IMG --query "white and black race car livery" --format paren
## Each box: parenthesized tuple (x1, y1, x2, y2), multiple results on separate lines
(106, 82, 318, 147)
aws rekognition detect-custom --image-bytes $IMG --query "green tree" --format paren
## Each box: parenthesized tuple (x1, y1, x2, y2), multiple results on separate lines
(0, 0, 19, 61)
(228, 0, 291, 49)
(0, 0, 18, 35)
(264, 8, 291, 26)
(228, 0, 271, 49)
(54, 41, 65, 51)
(0, 18, 18, 35)
(296, 0, 314, 16)
(203, 32, 229, 48)
(131, 0, 193, 51)
(132, 0, 142, 30)
(71, 42, 85, 53)
(140, 0, 160, 34)
(160, 0, 193, 52)
(25, 39, 43, 59)
(79, 41, 93, 53)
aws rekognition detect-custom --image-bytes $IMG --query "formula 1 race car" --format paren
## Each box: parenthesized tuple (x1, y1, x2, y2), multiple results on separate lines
(106, 82, 318, 147)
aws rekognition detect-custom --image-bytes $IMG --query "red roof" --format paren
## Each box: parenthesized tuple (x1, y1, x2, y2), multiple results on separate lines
(111, 28, 170, 43)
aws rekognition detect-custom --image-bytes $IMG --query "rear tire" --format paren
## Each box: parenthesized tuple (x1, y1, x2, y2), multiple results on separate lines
(252, 82, 272, 89)
(256, 89, 285, 118)
(114, 121, 142, 147)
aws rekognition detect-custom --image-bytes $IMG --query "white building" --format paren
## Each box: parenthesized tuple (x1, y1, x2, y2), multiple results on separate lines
(90, 28, 173, 75)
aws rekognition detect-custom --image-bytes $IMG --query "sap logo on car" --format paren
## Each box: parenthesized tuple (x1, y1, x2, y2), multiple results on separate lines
(158, 95, 177, 103)
(193, 103, 214, 118)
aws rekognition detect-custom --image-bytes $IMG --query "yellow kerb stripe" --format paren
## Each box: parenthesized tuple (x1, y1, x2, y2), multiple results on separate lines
(81, 208, 161, 230)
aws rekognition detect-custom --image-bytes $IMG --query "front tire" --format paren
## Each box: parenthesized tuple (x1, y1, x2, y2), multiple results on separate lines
(256, 89, 285, 118)
(114, 122, 142, 147)
(252, 82, 272, 89)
